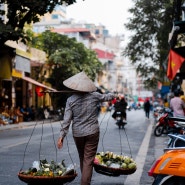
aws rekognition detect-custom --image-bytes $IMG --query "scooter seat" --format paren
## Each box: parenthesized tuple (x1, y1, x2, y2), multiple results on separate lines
(176, 122, 185, 127)
(168, 116, 185, 122)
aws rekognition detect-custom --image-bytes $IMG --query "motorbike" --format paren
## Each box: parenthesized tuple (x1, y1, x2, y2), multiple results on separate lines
(126, 105, 131, 111)
(114, 111, 127, 129)
(53, 107, 64, 121)
(148, 134, 185, 185)
(153, 109, 185, 137)
(153, 106, 165, 123)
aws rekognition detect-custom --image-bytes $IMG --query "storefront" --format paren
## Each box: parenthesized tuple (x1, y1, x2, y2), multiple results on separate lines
(0, 45, 14, 109)
(1, 41, 57, 111)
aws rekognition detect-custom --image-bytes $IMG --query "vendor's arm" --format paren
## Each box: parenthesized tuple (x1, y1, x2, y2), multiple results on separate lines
(57, 137, 64, 149)
(95, 92, 115, 101)
(57, 100, 72, 149)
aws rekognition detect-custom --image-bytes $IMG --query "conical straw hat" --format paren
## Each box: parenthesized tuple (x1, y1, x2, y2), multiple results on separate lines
(63, 71, 97, 92)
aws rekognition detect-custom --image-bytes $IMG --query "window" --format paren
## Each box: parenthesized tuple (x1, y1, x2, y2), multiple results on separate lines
(95, 29, 99, 34)
(52, 14, 58, 19)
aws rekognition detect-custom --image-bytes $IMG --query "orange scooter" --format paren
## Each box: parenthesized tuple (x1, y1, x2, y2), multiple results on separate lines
(148, 134, 185, 185)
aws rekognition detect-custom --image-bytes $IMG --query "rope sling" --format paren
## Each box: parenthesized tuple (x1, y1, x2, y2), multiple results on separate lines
(99, 109, 133, 157)
(94, 108, 137, 176)
(18, 118, 77, 185)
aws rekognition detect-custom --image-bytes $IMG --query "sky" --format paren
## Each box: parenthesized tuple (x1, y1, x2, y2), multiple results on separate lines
(66, 0, 133, 36)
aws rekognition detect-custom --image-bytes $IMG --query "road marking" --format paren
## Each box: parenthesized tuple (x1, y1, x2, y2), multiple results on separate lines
(124, 121, 153, 185)
(1, 132, 58, 149)
(2, 141, 27, 149)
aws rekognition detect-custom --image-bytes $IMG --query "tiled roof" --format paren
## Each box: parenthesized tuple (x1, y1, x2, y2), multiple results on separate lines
(52, 27, 96, 40)
(52, 27, 90, 33)
(94, 48, 115, 60)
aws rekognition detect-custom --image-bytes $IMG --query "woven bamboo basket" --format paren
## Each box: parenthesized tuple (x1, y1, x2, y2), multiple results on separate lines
(93, 163, 136, 177)
(18, 172, 77, 185)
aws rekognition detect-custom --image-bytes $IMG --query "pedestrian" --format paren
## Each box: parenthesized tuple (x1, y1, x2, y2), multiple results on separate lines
(179, 90, 185, 114)
(179, 90, 185, 103)
(170, 90, 185, 117)
(15, 106, 24, 122)
(163, 98, 169, 108)
(27, 105, 35, 121)
(144, 98, 151, 119)
(57, 71, 115, 185)
(20, 105, 29, 121)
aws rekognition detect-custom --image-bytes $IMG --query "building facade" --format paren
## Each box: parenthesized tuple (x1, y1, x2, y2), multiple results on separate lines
(0, 41, 56, 112)
(32, 4, 139, 99)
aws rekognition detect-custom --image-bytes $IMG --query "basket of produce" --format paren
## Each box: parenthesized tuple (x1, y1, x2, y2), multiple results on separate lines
(93, 151, 137, 176)
(18, 159, 77, 185)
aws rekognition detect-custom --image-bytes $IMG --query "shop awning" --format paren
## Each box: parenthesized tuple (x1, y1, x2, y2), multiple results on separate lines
(22, 76, 57, 92)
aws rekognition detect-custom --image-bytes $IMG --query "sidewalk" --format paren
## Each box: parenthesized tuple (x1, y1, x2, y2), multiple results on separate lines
(0, 119, 54, 131)
(139, 122, 168, 185)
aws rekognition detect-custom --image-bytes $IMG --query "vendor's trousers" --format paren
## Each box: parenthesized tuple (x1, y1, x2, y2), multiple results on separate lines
(74, 132, 99, 185)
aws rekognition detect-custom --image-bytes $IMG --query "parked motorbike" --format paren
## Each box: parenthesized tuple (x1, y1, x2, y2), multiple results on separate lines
(153, 106, 165, 123)
(166, 133, 185, 149)
(148, 134, 185, 185)
(114, 111, 127, 129)
(154, 109, 185, 137)
(53, 107, 64, 121)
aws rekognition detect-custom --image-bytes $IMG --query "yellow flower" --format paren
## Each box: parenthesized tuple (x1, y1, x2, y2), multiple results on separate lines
(49, 171, 53, 176)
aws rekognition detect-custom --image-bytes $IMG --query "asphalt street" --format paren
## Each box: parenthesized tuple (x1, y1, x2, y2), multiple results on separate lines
(0, 111, 168, 185)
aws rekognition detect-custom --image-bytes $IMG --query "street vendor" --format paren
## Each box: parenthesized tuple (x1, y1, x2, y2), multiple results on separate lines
(57, 71, 115, 185)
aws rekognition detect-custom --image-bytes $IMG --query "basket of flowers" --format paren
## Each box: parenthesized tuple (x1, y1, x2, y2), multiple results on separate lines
(18, 159, 77, 185)
(93, 151, 137, 176)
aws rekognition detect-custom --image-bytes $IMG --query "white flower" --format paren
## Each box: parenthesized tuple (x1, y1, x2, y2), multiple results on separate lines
(32, 161, 40, 171)
(58, 170, 63, 175)
(44, 168, 50, 172)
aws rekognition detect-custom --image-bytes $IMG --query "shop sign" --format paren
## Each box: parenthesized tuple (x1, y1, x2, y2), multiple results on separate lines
(12, 69, 23, 78)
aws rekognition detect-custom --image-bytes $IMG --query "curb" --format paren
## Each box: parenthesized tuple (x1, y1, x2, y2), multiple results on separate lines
(0, 119, 57, 131)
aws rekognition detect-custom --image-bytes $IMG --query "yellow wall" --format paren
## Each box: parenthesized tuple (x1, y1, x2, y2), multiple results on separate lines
(0, 56, 11, 80)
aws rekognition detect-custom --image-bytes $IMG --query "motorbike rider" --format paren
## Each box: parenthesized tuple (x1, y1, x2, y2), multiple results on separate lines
(112, 95, 128, 120)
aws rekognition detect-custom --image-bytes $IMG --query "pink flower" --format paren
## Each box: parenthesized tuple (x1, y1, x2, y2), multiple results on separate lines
(94, 157, 100, 164)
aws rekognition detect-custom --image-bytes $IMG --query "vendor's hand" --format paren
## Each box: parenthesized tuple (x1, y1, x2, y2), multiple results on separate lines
(57, 137, 63, 149)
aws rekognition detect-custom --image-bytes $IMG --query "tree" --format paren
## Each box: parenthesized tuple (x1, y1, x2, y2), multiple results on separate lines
(123, 0, 174, 88)
(31, 30, 103, 107)
(0, 0, 82, 46)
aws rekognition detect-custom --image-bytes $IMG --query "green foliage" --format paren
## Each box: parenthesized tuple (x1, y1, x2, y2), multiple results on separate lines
(123, 0, 174, 88)
(31, 31, 102, 107)
(0, 0, 81, 45)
